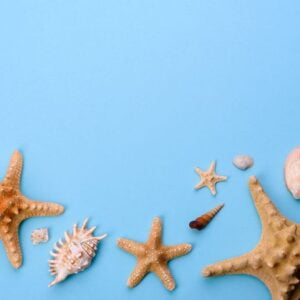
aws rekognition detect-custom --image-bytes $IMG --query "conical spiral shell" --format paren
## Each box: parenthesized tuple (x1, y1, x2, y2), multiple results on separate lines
(284, 147, 300, 199)
(189, 204, 224, 230)
(48, 219, 107, 287)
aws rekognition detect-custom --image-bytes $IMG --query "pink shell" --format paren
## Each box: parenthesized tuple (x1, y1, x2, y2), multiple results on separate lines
(284, 147, 300, 199)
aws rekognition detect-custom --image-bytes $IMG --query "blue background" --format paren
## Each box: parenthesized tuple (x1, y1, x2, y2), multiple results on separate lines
(0, 1, 300, 299)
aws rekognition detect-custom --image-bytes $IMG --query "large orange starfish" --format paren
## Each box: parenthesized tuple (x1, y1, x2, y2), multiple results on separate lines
(0, 150, 64, 268)
(117, 217, 192, 291)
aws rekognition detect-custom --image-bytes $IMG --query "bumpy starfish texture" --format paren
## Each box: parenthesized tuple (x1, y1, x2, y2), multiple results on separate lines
(0, 151, 64, 268)
(117, 217, 192, 291)
(203, 176, 300, 300)
(194, 161, 227, 195)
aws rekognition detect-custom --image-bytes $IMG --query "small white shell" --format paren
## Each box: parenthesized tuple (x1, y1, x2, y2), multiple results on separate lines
(48, 219, 107, 287)
(285, 147, 300, 199)
(31, 228, 49, 245)
(233, 155, 253, 170)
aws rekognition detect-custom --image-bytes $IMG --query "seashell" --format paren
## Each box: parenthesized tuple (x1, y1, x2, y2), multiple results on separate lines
(233, 155, 253, 170)
(48, 219, 107, 287)
(31, 228, 49, 245)
(284, 147, 300, 199)
(189, 204, 224, 230)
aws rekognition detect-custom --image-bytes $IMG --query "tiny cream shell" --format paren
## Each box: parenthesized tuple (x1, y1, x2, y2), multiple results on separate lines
(284, 147, 300, 199)
(233, 155, 253, 170)
(48, 219, 107, 287)
(31, 228, 49, 245)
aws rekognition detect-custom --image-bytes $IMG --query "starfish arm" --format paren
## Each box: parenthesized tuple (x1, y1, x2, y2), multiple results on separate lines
(202, 253, 252, 277)
(215, 175, 227, 183)
(117, 238, 145, 256)
(152, 262, 175, 291)
(162, 244, 192, 261)
(248, 176, 284, 229)
(147, 217, 162, 248)
(0, 220, 22, 268)
(203, 250, 296, 300)
(208, 161, 216, 173)
(19, 197, 64, 219)
(207, 182, 217, 195)
(194, 180, 206, 190)
(127, 261, 149, 288)
(3, 150, 23, 189)
(194, 167, 204, 176)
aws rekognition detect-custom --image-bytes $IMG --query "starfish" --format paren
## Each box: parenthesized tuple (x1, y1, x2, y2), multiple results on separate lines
(194, 161, 227, 195)
(203, 176, 300, 300)
(117, 217, 192, 291)
(0, 150, 64, 268)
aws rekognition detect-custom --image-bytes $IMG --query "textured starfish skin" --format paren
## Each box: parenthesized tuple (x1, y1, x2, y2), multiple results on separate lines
(203, 176, 300, 300)
(194, 161, 227, 195)
(117, 217, 192, 291)
(0, 151, 64, 268)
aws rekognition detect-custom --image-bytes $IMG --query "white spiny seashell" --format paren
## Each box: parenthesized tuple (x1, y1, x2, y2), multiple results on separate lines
(48, 219, 107, 287)
(285, 147, 300, 199)
(233, 155, 253, 170)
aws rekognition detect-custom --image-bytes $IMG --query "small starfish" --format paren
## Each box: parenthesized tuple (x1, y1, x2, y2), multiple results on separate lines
(0, 150, 64, 268)
(117, 217, 192, 291)
(194, 161, 227, 195)
(203, 176, 300, 300)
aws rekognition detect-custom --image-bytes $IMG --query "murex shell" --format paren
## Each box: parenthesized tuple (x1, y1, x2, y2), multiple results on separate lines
(48, 219, 107, 287)
(285, 147, 300, 199)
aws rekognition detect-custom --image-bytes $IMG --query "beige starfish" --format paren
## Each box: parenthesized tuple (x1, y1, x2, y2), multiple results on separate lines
(194, 161, 227, 195)
(117, 217, 192, 291)
(203, 176, 300, 300)
(0, 150, 64, 268)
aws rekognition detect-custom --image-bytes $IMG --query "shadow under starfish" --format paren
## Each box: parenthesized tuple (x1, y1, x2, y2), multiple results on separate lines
(0, 150, 64, 268)
(203, 176, 300, 300)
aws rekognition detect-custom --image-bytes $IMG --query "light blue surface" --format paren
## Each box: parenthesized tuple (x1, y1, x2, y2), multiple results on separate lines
(0, 1, 300, 299)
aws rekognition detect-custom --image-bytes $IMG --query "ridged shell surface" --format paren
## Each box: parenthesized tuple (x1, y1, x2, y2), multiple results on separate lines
(189, 204, 224, 230)
(48, 219, 107, 287)
(285, 147, 300, 199)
